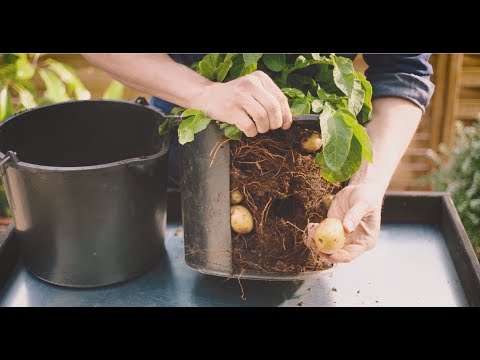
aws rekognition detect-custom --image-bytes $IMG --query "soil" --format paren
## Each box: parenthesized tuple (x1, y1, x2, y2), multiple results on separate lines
(230, 126, 342, 275)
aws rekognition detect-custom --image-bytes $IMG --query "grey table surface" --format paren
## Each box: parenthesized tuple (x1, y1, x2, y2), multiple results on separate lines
(0, 223, 468, 307)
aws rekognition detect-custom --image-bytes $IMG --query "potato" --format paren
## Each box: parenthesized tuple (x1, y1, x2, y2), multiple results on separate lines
(301, 132, 323, 153)
(230, 205, 254, 234)
(313, 218, 345, 255)
(322, 194, 334, 209)
(230, 189, 243, 205)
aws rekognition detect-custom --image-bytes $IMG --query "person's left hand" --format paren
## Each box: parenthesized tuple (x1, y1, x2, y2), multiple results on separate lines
(306, 183, 384, 263)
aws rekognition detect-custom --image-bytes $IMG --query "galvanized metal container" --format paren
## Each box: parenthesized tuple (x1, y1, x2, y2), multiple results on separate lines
(0, 99, 170, 287)
(180, 117, 335, 280)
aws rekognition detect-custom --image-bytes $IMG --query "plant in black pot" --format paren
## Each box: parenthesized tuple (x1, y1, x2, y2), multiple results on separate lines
(162, 54, 374, 279)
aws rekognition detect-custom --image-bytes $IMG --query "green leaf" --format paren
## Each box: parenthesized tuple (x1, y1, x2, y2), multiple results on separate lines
(158, 118, 173, 135)
(178, 110, 212, 145)
(317, 87, 339, 103)
(199, 60, 216, 80)
(0, 85, 14, 121)
(263, 54, 286, 72)
(225, 53, 237, 62)
(102, 80, 124, 100)
(292, 55, 311, 70)
(290, 98, 311, 115)
(331, 54, 355, 96)
(319, 107, 354, 171)
(223, 124, 242, 140)
(336, 109, 373, 163)
(348, 78, 365, 116)
(311, 99, 323, 113)
(316, 136, 362, 183)
(240, 63, 257, 76)
(214, 59, 233, 82)
(352, 122, 372, 162)
(181, 109, 204, 118)
(356, 72, 373, 124)
(178, 127, 194, 144)
(311, 53, 321, 60)
(243, 53, 262, 67)
(170, 106, 184, 115)
(15, 56, 35, 80)
(281, 88, 305, 99)
(38, 68, 70, 103)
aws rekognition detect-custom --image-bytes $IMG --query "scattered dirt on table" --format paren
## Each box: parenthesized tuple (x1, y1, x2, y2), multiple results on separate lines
(230, 127, 341, 275)
(331, 287, 337, 292)
(297, 301, 304, 307)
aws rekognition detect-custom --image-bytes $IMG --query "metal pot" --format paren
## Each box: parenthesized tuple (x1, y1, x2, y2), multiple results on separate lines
(0, 98, 170, 287)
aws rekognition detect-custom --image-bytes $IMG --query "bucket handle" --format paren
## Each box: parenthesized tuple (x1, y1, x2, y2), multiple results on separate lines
(0, 151, 19, 167)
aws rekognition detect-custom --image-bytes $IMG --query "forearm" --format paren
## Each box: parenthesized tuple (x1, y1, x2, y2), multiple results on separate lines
(82, 53, 212, 109)
(350, 97, 423, 193)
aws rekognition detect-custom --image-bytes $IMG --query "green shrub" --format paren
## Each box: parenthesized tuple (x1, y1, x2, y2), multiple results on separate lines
(0, 53, 124, 217)
(428, 120, 480, 258)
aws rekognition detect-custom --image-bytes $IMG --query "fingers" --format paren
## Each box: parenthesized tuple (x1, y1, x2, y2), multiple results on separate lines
(246, 78, 283, 130)
(233, 110, 258, 137)
(342, 202, 369, 234)
(325, 242, 369, 263)
(252, 71, 293, 130)
(243, 98, 270, 134)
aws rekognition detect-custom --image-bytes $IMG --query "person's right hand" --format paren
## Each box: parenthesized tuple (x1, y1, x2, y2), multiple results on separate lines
(195, 71, 293, 137)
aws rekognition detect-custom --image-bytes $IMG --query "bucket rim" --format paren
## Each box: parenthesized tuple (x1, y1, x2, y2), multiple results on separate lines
(0, 99, 170, 173)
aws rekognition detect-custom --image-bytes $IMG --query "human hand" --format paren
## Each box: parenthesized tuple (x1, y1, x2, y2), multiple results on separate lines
(306, 183, 384, 263)
(194, 71, 292, 137)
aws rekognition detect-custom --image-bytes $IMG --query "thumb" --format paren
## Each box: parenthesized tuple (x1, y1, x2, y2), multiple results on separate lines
(342, 202, 369, 234)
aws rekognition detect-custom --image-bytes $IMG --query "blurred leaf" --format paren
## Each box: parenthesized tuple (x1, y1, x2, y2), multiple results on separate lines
(10, 82, 38, 109)
(102, 80, 124, 100)
(0, 85, 14, 121)
(39, 68, 70, 103)
(46, 60, 90, 100)
(15, 56, 35, 80)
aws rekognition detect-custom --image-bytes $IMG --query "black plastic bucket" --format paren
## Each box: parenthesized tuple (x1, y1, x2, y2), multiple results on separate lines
(0, 99, 170, 287)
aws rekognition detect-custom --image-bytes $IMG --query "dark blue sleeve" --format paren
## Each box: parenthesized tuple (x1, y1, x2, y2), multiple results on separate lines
(362, 54, 435, 113)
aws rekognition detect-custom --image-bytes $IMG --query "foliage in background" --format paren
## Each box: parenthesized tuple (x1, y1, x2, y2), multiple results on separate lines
(161, 53, 373, 184)
(428, 120, 480, 258)
(0, 53, 125, 217)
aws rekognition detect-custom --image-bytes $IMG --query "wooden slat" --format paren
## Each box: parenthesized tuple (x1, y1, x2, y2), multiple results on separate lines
(441, 54, 464, 147)
(457, 99, 480, 120)
(462, 54, 480, 67)
(429, 54, 448, 150)
(461, 68, 480, 88)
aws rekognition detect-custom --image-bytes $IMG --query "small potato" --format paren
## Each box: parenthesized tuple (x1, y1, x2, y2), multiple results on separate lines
(230, 189, 243, 205)
(322, 194, 335, 209)
(313, 218, 346, 255)
(301, 132, 323, 153)
(231, 205, 254, 234)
